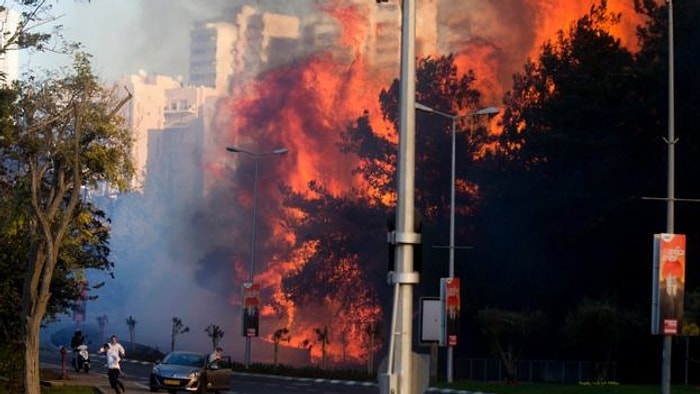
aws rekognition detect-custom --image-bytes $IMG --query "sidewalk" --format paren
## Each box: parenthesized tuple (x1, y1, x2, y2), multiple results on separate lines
(41, 362, 149, 393)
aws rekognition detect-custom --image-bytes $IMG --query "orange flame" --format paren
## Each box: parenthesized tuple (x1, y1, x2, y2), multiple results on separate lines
(208, 0, 649, 366)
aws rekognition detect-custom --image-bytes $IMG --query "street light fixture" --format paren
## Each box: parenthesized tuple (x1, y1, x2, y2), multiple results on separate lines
(415, 102, 498, 383)
(225, 145, 288, 368)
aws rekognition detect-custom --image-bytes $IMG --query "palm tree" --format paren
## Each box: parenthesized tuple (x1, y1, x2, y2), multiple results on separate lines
(272, 327, 290, 366)
(96, 315, 109, 344)
(171, 317, 190, 352)
(204, 324, 225, 350)
(314, 326, 329, 369)
(300, 339, 313, 365)
(365, 321, 383, 374)
(125, 316, 137, 350)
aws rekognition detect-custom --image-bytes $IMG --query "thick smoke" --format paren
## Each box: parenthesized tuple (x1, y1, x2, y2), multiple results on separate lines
(40, 0, 644, 364)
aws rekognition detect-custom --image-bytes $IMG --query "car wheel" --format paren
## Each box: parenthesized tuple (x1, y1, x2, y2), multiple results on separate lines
(149, 374, 159, 392)
(196, 376, 207, 394)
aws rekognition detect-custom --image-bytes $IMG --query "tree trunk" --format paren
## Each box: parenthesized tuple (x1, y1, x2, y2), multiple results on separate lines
(22, 250, 54, 394)
(22, 314, 42, 394)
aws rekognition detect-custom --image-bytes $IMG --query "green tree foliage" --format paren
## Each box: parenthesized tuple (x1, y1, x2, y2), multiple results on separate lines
(0, 51, 134, 393)
(477, 307, 546, 383)
(563, 299, 636, 382)
(473, 0, 663, 319)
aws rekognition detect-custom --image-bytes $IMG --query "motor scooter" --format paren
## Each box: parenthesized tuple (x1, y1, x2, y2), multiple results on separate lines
(73, 344, 90, 373)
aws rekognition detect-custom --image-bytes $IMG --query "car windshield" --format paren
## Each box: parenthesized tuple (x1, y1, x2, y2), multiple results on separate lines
(163, 353, 205, 367)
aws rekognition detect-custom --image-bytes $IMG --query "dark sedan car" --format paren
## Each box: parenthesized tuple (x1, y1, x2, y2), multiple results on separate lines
(149, 350, 232, 393)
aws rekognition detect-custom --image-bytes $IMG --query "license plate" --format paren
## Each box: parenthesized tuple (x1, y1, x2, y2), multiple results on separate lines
(163, 379, 179, 386)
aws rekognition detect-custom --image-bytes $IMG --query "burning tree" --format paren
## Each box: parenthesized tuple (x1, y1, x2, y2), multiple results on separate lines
(276, 53, 487, 364)
(171, 317, 190, 352)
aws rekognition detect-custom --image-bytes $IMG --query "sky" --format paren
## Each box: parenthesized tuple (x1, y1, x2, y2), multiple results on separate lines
(23, 0, 230, 82)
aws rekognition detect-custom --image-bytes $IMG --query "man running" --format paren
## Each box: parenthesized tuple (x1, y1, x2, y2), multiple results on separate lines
(99, 335, 126, 393)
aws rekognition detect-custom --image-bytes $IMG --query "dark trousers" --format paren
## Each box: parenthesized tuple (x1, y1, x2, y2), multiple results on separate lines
(108, 368, 125, 393)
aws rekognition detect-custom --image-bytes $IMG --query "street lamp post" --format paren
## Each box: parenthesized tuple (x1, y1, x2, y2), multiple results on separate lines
(415, 103, 498, 383)
(225, 146, 288, 368)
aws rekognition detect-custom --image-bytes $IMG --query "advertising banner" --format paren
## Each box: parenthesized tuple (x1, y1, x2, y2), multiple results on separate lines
(440, 277, 460, 347)
(242, 282, 260, 337)
(651, 233, 686, 335)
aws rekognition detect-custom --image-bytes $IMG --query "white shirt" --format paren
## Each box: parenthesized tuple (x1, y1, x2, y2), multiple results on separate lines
(102, 343, 126, 370)
(209, 351, 222, 363)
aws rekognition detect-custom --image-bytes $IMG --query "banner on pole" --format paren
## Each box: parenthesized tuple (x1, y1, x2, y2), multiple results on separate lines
(440, 277, 460, 347)
(651, 233, 686, 335)
(242, 282, 260, 337)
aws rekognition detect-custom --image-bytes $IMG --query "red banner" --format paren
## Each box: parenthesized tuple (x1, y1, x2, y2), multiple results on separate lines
(242, 283, 260, 337)
(441, 278, 460, 347)
(652, 233, 686, 335)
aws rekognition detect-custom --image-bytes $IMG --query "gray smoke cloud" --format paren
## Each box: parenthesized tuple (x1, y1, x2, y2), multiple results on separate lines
(25, 0, 316, 81)
(36, 0, 639, 362)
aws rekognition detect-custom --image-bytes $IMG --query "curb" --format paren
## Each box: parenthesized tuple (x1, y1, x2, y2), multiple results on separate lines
(232, 371, 492, 394)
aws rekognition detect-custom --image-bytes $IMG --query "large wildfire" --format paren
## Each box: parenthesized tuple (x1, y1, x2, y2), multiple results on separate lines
(207, 0, 648, 366)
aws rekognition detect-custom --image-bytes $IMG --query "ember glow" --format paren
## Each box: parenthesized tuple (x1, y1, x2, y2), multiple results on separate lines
(209, 0, 648, 365)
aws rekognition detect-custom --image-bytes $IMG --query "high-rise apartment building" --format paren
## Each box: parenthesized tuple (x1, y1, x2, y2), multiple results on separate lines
(189, 20, 236, 93)
(119, 72, 217, 192)
(119, 72, 182, 190)
(0, 8, 19, 84)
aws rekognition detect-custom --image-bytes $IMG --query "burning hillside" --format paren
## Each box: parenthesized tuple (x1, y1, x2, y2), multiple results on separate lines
(206, 0, 649, 366)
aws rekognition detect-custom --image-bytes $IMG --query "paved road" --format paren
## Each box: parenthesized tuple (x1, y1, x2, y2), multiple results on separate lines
(42, 350, 381, 393)
(42, 349, 479, 394)
(228, 373, 378, 394)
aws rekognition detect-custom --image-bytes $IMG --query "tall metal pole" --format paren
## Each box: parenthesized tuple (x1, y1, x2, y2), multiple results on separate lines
(380, 0, 419, 392)
(662, 0, 675, 393)
(396, 0, 418, 392)
(415, 104, 498, 383)
(447, 117, 456, 383)
(226, 146, 288, 369)
(243, 157, 260, 369)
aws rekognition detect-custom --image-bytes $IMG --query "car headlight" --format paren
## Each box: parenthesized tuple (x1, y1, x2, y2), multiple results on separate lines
(187, 371, 200, 379)
(152, 367, 160, 375)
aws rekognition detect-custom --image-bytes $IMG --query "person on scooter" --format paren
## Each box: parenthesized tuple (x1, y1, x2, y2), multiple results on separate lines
(70, 329, 88, 372)
(70, 329, 85, 349)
